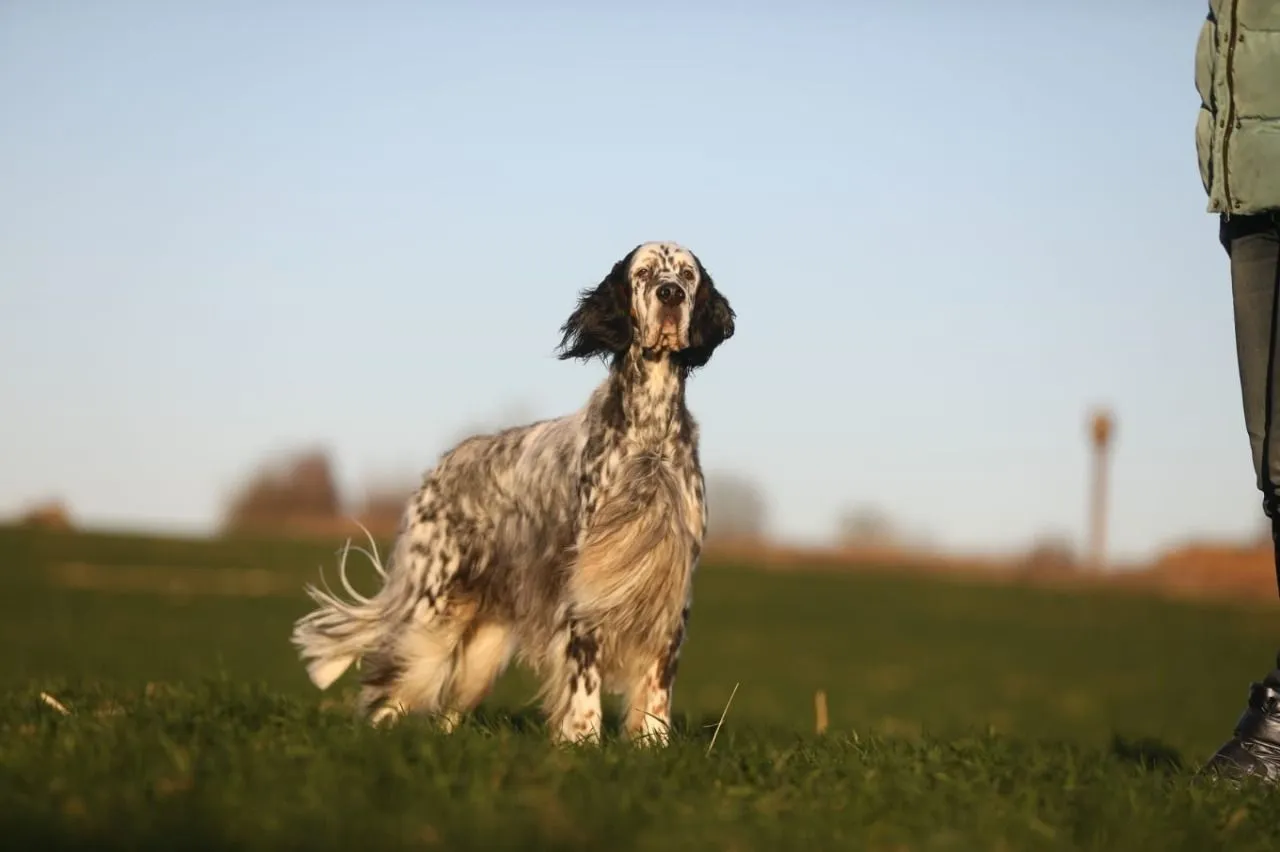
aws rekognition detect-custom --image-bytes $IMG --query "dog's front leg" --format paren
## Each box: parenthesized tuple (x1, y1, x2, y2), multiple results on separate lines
(550, 620, 604, 744)
(624, 607, 688, 747)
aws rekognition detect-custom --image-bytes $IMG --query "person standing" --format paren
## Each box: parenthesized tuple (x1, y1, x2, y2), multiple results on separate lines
(1196, 0, 1280, 781)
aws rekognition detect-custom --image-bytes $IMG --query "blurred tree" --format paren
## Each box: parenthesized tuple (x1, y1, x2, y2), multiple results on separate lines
(18, 499, 73, 531)
(222, 448, 343, 533)
(704, 472, 769, 543)
(835, 506, 899, 550)
(354, 482, 416, 537)
(1021, 533, 1078, 576)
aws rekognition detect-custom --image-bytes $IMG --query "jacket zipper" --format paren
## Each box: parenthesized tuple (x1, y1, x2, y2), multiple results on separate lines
(1221, 0, 1242, 212)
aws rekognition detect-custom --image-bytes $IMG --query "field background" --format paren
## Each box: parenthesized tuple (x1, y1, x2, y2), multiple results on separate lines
(7, 522, 1280, 850)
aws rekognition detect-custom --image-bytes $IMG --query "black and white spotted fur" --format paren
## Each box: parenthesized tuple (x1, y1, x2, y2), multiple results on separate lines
(291, 241, 735, 744)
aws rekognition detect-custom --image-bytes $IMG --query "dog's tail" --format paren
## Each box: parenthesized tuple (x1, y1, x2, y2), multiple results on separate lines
(290, 529, 404, 691)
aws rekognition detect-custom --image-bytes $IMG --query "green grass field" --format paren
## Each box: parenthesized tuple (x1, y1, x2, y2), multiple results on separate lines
(5, 524, 1280, 850)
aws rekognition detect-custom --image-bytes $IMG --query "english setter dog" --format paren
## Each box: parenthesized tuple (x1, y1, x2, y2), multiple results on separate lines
(291, 241, 735, 744)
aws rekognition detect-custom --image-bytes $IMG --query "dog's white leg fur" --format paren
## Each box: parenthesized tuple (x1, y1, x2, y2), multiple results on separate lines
(369, 701, 407, 727)
(360, 616, 514, 732)
(357, 611, 464, 723)
(624, 659, 673, 747)
(558, 677, 603, 744)
(543, 621, 604, 744)
(441, 620, 514, 727)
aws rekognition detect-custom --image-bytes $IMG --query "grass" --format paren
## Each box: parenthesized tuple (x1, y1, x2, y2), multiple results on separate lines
(4, 524, 1280, 849)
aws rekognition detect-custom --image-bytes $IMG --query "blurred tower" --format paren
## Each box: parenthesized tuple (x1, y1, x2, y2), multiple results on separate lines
(1086, 408, 1116, 570)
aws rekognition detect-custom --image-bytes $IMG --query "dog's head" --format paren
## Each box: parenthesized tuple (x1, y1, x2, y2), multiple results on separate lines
(558, 241, 735, 369)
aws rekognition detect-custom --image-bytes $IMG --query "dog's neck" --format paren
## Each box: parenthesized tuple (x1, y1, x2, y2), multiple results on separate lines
(604, 348, 690, 449)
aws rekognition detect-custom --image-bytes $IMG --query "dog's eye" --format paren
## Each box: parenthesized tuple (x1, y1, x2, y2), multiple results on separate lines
(679, 267, 696, 282)
(633, 267, 650, 281)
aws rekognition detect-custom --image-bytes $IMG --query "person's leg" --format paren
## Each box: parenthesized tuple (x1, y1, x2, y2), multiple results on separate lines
(1227, 213, 1280, 536)
(1202, 212, 1280, 781)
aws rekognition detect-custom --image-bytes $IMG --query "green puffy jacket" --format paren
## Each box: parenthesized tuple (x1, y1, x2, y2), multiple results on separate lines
(1196, 0, 1280, 216)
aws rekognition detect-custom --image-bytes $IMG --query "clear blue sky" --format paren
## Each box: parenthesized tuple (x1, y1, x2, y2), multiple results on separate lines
(0, 1, 1246, 562)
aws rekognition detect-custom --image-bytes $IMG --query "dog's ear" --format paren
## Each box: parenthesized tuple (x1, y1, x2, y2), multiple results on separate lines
(558, 251, 635, 362)
(676, 256, 735, 370)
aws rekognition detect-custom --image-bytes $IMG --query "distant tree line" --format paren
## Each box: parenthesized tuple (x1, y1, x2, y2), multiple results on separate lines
(220, 444, 1081, 574)
(221, 447, 776, 544)
(221, 448, 411, 537)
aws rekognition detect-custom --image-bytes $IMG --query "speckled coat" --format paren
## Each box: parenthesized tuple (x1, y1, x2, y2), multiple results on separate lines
(290, 242, 735, 745)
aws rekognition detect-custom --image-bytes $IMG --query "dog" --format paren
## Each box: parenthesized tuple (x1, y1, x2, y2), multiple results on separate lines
(290, 240, 735, 744)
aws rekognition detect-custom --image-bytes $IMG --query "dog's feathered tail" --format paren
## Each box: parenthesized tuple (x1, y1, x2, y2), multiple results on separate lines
(290, 529, 403, 690)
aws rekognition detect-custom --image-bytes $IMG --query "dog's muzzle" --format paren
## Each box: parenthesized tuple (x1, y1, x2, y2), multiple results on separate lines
(650, 280, 689, 350)
(656, 282, 686, 307)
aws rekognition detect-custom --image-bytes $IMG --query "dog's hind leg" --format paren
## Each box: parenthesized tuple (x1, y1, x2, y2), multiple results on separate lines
(359, 612, 467, 726)
(351, 495, 477, 725)
(437, 619, 514, 732)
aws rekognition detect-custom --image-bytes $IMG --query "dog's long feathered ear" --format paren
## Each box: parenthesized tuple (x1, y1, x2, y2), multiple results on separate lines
(557, 252, 635, 362)
(675, 256, 735, 370)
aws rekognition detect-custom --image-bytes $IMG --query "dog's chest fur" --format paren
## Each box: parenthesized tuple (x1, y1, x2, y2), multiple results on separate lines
(570, 357, 706, 672)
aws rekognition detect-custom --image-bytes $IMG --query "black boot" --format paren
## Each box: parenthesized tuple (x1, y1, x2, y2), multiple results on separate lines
(1200, 663, 1280, 782)
(1200, 516, 1280, 782)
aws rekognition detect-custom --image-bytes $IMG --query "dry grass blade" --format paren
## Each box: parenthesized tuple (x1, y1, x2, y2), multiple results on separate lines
(39, 691, 71, 715)
(705, 682, 739, 757)
(814, 689, 829, 735)
(631, 707, 672, 745)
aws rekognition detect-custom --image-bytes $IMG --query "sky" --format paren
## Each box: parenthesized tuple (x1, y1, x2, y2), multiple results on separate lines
(0, 0, 1250, 563)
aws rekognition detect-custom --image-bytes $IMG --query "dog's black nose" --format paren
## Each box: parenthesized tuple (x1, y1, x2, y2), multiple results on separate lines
(656, 283, 685, 306)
